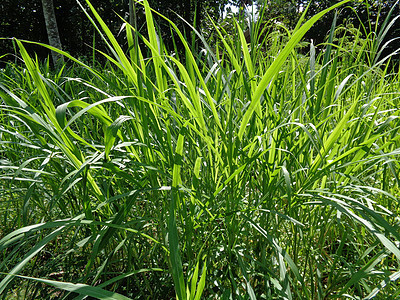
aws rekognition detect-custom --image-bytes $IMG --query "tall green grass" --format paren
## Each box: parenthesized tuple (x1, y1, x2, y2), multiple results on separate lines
(1, 0, 400, 298)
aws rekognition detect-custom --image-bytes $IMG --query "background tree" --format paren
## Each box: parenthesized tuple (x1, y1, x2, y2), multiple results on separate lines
(41, 0, 64, 64)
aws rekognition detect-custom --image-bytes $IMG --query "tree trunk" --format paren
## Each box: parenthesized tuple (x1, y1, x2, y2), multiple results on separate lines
(41, 0, 64, 64)
(129, 0, 135, 27)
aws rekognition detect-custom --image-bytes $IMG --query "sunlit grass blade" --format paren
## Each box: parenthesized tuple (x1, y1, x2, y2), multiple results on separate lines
(238, 0, 351, 139)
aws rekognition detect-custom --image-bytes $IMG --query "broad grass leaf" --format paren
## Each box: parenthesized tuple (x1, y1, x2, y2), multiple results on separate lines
(105, 115, 133, 159)
(3, 274, 132, 300)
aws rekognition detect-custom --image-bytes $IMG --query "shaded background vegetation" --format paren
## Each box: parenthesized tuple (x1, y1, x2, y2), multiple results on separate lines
(0, 0, 231, 66)
(1, 0, 399, 67)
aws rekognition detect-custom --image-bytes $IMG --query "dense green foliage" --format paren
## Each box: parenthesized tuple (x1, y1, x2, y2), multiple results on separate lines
(1, 0, 400, 298)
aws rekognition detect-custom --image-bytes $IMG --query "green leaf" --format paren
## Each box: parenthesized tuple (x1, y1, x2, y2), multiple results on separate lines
(2, 274, 132, 300)
(105, 115, 133, 159)
(194, 261, 207, 300)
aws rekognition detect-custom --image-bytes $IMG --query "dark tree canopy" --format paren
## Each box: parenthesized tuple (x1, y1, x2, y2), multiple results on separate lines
(0, 0, 140, 65)
(0, 0, 231, 66)
(0, 0, 48, 63)
(0, 0, 399, 66)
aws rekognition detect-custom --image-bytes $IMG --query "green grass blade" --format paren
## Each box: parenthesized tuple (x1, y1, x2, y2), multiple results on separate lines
(169, 132, 186, 300)
(238, 0, 351, 139)
(2, 274, 132, 300)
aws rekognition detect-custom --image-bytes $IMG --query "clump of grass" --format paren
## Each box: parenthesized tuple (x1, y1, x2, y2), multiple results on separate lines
(1, 0, 400, 298)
